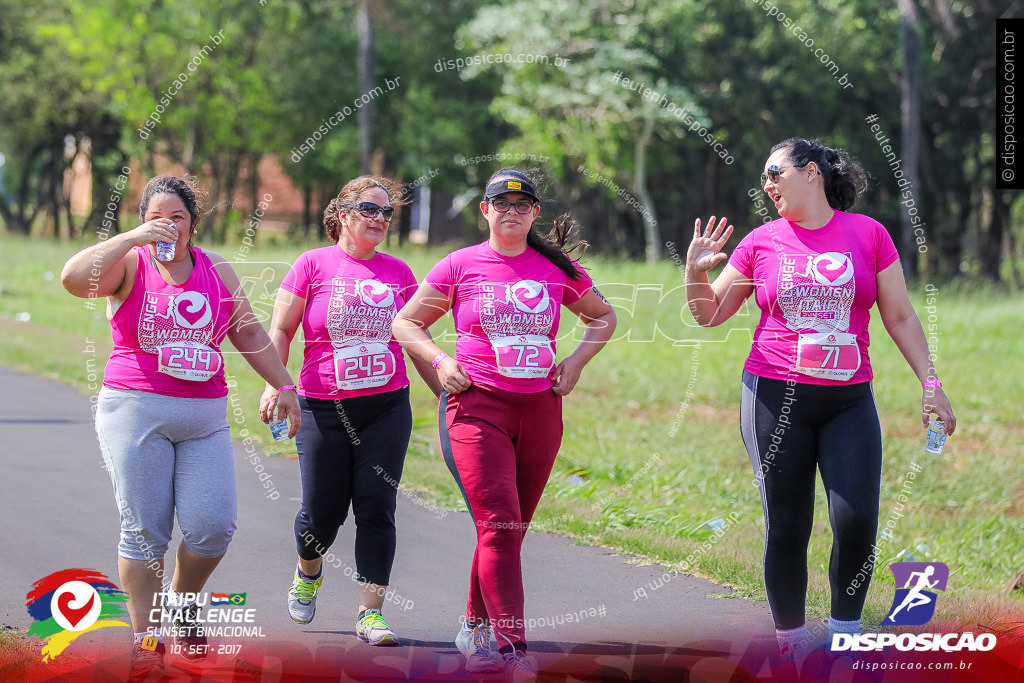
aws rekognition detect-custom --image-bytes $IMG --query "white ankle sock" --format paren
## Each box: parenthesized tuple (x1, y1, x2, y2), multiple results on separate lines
(828, 616, 860, 641)
(776, 625, 808, 659)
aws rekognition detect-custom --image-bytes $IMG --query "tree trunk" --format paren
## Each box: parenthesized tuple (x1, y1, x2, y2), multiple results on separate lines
(357, 0, 374, 175)
(634, 111, 661, 264)
(981, 192, 1010, 281)
(899, 0, 920, 280)
(302, 182, 313, 238)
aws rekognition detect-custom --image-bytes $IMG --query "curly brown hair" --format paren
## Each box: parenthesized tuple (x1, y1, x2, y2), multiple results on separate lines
(323, 176, 408, 243)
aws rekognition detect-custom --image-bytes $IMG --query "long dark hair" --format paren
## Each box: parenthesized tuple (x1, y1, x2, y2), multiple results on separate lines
(771, 138, 867, 211)
(486, 168, 587, 280)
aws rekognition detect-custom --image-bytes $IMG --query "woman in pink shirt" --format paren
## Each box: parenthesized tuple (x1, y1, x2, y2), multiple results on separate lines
(61, 175, 300, 677)
(393, 169, 616, 678)
(684, 139, 956, 660)
(259, 176, 440, 647)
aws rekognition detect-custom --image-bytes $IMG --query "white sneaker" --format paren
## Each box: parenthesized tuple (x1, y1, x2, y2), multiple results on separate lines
(287, 569, 322, 624)
(356, 609, 399, 646)
(455, 621, 502, 673)
(502, 648, 536, 682)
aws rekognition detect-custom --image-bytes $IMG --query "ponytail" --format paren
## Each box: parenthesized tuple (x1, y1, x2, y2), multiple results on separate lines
(771, 138, 867, 211)
(526, 213, 588, 280)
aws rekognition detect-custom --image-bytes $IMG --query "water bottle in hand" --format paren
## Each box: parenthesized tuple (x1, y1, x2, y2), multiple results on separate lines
(270, 417, 289, 441)
(156, 241, 176, 261)
(925, 420, 948, 454)
(156, 221, 177, 261)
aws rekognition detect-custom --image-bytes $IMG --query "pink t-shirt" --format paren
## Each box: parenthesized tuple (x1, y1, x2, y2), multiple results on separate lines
(728, 211, 900, 385)
(280, 245, 417, 399)
(425, 241, 593, 393)
(104, 246, 234, 398)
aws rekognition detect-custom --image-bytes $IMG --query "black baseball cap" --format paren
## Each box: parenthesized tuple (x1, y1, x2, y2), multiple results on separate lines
(484, 175, 539, 203)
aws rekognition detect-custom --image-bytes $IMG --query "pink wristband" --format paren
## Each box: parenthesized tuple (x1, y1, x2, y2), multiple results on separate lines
(922, 378, 942, 388)
(431, 352, 449, 369)
(278, 384, 297, 392)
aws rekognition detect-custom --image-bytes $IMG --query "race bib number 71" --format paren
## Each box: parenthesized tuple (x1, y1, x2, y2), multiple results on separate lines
(795, 331, 861, 381)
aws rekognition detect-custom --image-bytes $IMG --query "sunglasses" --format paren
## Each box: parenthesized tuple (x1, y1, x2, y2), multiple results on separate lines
(489, 198, 537, 214)
(344, 202, 394, 222)
(760, 165, 791, 185)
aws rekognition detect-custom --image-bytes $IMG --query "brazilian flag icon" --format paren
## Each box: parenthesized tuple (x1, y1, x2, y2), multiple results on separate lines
(229, 593, 247, 605)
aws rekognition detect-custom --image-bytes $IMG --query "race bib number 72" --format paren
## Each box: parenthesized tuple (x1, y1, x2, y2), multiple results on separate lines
(491, 334, 555, 379)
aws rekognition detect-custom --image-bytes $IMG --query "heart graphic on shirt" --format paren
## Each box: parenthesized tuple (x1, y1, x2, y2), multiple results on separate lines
(811, 253, 854, 287)
(51, 581, 101, 632)
(171, 291, 213, 329)
(509, 280, 550, 314)
(358, 279, 394, 308)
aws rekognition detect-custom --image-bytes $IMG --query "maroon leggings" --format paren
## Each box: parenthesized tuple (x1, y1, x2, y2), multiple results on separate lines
(439, 384, 563, 649)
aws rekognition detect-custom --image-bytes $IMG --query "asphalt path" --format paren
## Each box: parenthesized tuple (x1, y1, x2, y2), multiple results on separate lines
(0, 365, 781, 682)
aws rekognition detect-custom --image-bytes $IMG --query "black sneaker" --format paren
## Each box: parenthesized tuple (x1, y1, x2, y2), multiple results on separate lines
(129, 639, 165, 681)
(172, 603, 208, 660)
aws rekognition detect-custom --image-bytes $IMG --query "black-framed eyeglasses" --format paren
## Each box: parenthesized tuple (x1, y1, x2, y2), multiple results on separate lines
(489, 198, 537, 214)
(344, 202, 394, 222)
(760, 165, 791, 186)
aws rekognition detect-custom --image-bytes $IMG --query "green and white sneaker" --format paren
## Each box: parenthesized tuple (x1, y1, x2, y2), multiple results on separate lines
(356, 609, 399, 646)
(287, 569, 323, 624)
(454, 621, 502, 674)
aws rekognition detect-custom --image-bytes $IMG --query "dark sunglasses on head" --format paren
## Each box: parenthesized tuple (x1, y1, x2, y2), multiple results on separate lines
(760, 165, 791, 185)
(344, 202, 394, 222)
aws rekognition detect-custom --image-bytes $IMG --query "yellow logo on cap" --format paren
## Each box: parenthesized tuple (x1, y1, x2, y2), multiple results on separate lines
(507, 181, 522, 190)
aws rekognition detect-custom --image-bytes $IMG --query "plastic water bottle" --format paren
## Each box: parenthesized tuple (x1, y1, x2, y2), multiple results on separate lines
(156, 241, 176, 261)
(269, 417, 289, 441)
(925, 420, 948, 454)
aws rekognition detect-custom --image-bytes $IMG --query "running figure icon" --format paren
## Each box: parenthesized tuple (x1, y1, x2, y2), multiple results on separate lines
(883, 562, 949, 626)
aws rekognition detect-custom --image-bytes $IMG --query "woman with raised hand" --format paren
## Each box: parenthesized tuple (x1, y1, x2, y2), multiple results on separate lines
(61, 174, 300, 678)
(393, 168, 616, 680)
(260, 176, 440, 647)
(684, 138, 955, 660)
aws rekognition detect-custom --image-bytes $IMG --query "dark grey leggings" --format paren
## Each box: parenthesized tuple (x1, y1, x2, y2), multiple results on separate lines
(293, 386, 411, 586)
(740, 371, 882, 629)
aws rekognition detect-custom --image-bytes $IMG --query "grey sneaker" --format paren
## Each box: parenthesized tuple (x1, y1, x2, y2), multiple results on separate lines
(502, 648, 536, 682)
(356, 608, 399, 646)
(455, 621, 502, 673)
(287, 569, 323, 624)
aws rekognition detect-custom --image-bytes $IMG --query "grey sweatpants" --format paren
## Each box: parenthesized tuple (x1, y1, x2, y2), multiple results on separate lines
(95, 387, 236, 561)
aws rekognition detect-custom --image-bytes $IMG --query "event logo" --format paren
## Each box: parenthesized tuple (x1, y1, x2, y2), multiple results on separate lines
(357, 279, 395, 308)
(883, 561, 949, 626)
(508, 280, 550, 314)
(25, 569, 130, 661)
(170, 291, 213, 329)
(810, 252, 854, 287)
(833, 561, 995, 652)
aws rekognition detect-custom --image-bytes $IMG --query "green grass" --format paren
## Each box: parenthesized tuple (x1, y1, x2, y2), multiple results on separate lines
(1, 234, 1021, 632)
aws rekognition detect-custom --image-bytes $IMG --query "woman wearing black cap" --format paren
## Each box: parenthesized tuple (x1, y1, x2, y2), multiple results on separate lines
(393, 168, 616, 679)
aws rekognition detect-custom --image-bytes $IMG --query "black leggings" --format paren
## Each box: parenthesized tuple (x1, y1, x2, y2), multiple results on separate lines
(294, 386, 411, 585)
(740, 371, 882, 629)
